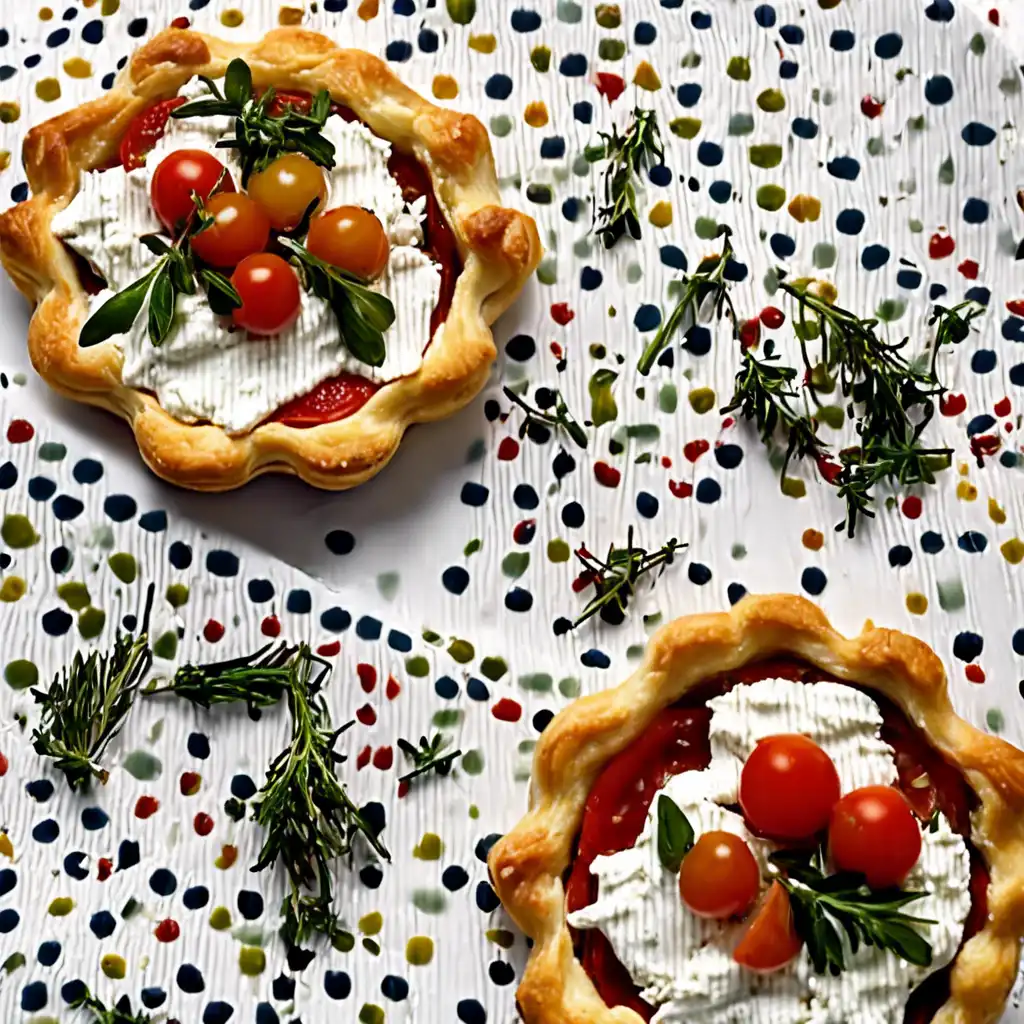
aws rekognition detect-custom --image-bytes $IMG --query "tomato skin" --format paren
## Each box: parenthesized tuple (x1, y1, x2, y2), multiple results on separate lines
(150, 149, 234, 232)
(733, 882, 804, 972)
(247, 153, 328, 231)
(190, 193, 270, 268)
(272, 373, 379, 427)
(120, 97, 186, 171)
(230, 253, 302, 336)
(306, 206, 390, 281)
(739, 734, 841, 841)
(678, 831, 760, 920)
(829, 785, 922, 889)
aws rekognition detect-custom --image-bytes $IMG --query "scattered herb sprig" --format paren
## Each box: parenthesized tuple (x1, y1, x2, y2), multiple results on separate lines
(502, 385, 588, 449)
(31, 586, 156, 792)
(279, 237, 395, 367)
(69, 990, 153, 1024)
(770, 847, 934, 975)
(572, 527, 683, 628)
(172, 58, 335, 184)
(656, 794, 694, 872)
(592, 107, 664, 248)
(638, 230, 737, 374)
(398, 732, 462, 785)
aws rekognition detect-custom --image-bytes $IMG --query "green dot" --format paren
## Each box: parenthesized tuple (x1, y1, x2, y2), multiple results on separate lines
(812, 242, 837, 269)
(501, 552, 530, 579)
(726, 55, 750, 80)
(48, 897, 74, 917)
(332, 930, 355, 953)
(376, 572, 399, 601)
(108, 552, 137, 584)
(411, 890, 447, 914)
(362, 937, 381, 956)
(781, 476, 806, 499)
(78, 606, 106, 640)
(536, 255, 557, 285)
(727, 112, 755, 136)
(404, 655, 430, 678)
(669, 116, 701, 140)
(165, 583, 189, 608)
(595, 3, 620, 28)
(480, 656, 507, 681)
(530, 45, 551, 72)
(986, 708, 1005, 734)
(153, 631, 178, 660)
(558, 676, 581, 699)
(547, 539, 570, 563)
(557, 0, 582, 23)
(489, 114, 512, 138)
(1, 515, 37, 549)
(358, 1005, 385, 1024)
(239, 946, 265, 976)
(209, 906, 232, 931)
(969, 32, 986, 55)
(100, 953, 125, 979)
(463, 538, 482, 557)
(731, 544, 747, 560)
(421, 629, 443, 646)
(122, 750, 162, 781)
(756, 184, 787, 211)
(688, 387, 716, 414)
(432, 709, 463, 728)
(37, 442, 66, 462)
(405, 935, 434, 966)
(461, 750, 484, 775)
(658, 383, 678, 414)
(4, 659, 38, 690)
(0, 577, 25, 602)
(756, 88, 786, 112)
(519, 673, 553, 693)
(749, 144, 783, 169)
(412, 833, 444, 861)
(598, 38, 625, 60)
(446, 0, 475, 24)
(57, 581, 91, 611)
(694, 216, 721, 240)
(359, 911, 383, 935)
(447, 638, 475, 664)
(876, 298, 907, 322)
(937, 578, 965, 611)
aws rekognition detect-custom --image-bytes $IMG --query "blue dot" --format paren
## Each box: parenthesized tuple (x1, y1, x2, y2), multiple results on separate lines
(117, 839, 139, 870)
(0, 908, 20, 933)
(558, 53, 587, 76)
(256, 1005, 279, 1024)
(714, 444, 743, 469)
(697, 141, 724, 167)
(580, 266, 602, 290)
(827, 156, 860, 180)
(660, 245, 686, 270)
(393, 0, 414, 12)
(561, 197, 580, 222)
(381, 975, 410, 1001)
(779, 60, 799, 79)
(754, 4, 776, 27)
(37, 941, 61, 966)
(25, 778, 53, 802)
(770, 233, 796, 259)
(0, 461, 16, 488)
(0, 869, 15, 896)
(791, 117, 818, 139)
(683, 325, 712, 355)
(801, 567, 827, 596)
(127, 17, 148, 35)
(21, 981, 46, 1011)
(442, 566, 470, 595)
(325, 971, 352, 1000)
(965, 286, 990, 306)
(149, 868, 177, 896)
(971, 350, 996, 374)
(962, 122, 996, 146)
(691, 10, 712, 29)
(272, 977, 295, 1002)
(90, 911, 116, 938)
(861, 244, 890, 270)
(505, 588, 533, 612)
(505, 334, 536, 361)
(677, 82, 702, 107)
(513, 483, 539, 510)
(967, 414, 996, 436)
(320, 606, 351, 632)
(355, 615, 382, 641)
(688, 563, 712, 585)
(581, 649, 611, 669)
(103, 494, 137, 521)
(963, 198, 988, 224)
(442, 865, 469, 890)
(874, 32, 903, 58)
(187, 732, 210, 760)
(247, 579, 274, 603)
(636, 492, 659, 518)
(183, 886, 209, 910)
(708, 179, 732, 203)
(387, 629, 412, 652)
(28, 476, 57, 501)
(237, 891, 264, 920)
(925, 0, 956, 22)
(63, 852, 87, 879)
(42, 608, 73, 636)
(385, 40, 413, 62)
(649, 164, 671, 187)
(461, 482, 489, 507)
(958, 531, 988, 553)
(205, 549, 240, 578)
(695, 478, 721, 504)
(836, 209, 865, 234)
(286, 589, 311, 614)
(925, 75, 954, 105)
(360, 864, 383, 889)
(52, 495, 84, 521)
(953, 632, 983, 662)
(561, 501, 584, 528)
(177, 964, 205, 994)
(1002, 317, 1024, 342)
(634, 21, 656, 43)
(202, 1000, 233, 1024)
(46, 28, 69, 46)
(725, 259, 749, 283)
(888, 544, 913, 567)
(539, 136, 565, 159)
(457, 1000, 487, 1024)
(1009, 363, 1024, 387)
(485, 74, 513, 100)
(476, 880, 500, 912)
(897, 269, 922, 290)
(1013, 629, 1024, 656)
(573, 100, 593, 123)
(138, 510, 167, 532)
(727, 583, 747, 605)
(830, 30, 855, 51)
(169, 541, 192, 569)
(780, 24, 805, 44)
(142, 988, 167, 1009)
(511, 8, 541, 31)
(931, 284, 949, 301)
(634, 304, 661, 331)
(467, 677, 490, 701)
(82, 20, 103, 43)
(435, 675, 459, 699)
(325, 529, 355, 555)
(417, 28, 438, 52)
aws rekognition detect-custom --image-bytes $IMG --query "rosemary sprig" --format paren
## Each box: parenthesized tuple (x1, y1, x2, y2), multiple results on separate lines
(31, 586, 155, 792)
(144, 642, 298, 712)
(572, 528, 683, 628)
(172, 58, 335, 184)
(398, 733, 462, 785)
(279, 237, 395, 367)
(638, 231, 737, 374)
(69, 990, 153, 1024)
(770, 847, 934, 975)
(251, 647, 390, 947)
(593, 107, 664, 248)
(502, 385, 588, 449)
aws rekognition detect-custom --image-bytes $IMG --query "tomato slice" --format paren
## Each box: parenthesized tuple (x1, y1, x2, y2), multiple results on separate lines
(120, 97, 187, 171)
(733, 882, 803, 972)
(271, 373, 379, 427)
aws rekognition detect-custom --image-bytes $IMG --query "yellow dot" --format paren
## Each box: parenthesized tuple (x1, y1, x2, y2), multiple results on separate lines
(38, 6, 53, 20)
(905, 592, 928, 615)
(278, 5, 304, 24)
(0, 101, 22, 123)
(1001, 538, 1024, 565)
(988, 497, 1006, 524)
(100, 0, 119, 13)
(101, 953, 126, 979)
(63, 58, 92, 79)
(802, 528, 824, 551)
(958, 461, 970, 475)
(35, 78, 61, 102)
(523, 101, 548, 128)
(468, 33, 496, 54)
(633, 60, 662, 92)
(788, 193, 821, 223)
(0, 577, 26, 603)
(688, 387, 716, 414)
(432, 75, 459, 100)
(406, 936, 435, 965)
(359, 911, 383, 935)
(956, 480, 978, 502)
(815, 280, 838, 304)
(781, 477, 806, 499)
(0, 833, 12, 859)
(0, 152, 9, 173)
(220, 7, 244, 25)
(648, 201, 673, 228)
(358, 0, 380, 18)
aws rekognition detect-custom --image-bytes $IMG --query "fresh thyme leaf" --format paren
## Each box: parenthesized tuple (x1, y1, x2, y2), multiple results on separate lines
(31, 586, 156, 791)
(638, 232, 736, 374)
(69, 989, 152, 1024)
(593, 107, 664, 248)
(398, 732, 462, 785)
(199, 267, 243, 316)
(769, 847, 935, 976)
(656, 793, 693, 872)
(79, 269, 157, 347)
(503, 385, 588, 449)
(571, 527, 683, 628)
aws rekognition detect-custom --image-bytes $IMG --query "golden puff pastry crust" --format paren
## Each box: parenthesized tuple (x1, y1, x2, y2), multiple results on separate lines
(489, 593, 1024, 1024)
(0, 27, 541, 490)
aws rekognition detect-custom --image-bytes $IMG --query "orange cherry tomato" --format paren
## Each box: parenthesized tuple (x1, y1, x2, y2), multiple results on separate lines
(678, 831, 760, 920)
(230, 253, 302, 336)
(247, 153, 328, 231)
(120, 97, 186, 171)
(829, 785, 922, 889)
(733, 882, 804, 972)
(306, 205, 389, 281)
(190, 194, 271, 268)
(150, 149, 234, 233)
(739, 734, 841, 841)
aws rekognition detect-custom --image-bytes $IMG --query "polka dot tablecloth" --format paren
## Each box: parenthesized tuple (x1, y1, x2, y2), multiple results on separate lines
(1, 0, 1024, 1021)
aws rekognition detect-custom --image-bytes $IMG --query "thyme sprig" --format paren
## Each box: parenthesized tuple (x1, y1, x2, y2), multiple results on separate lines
(31, 586, 156, 792)
(251, 647, 390, 948)
(398, 732, 462, 785)
(770, 847, 934, 976)
(172, 58, 335, 184)
(502, 385, 588, 449)
(592, 107, 664, 248)
(69, 989, 153, 1024)
(572, 528, 683, 628)
(638, 230, 737, 374)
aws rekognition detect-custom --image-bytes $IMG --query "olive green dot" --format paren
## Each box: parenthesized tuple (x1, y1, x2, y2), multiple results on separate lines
(0, 577, 26, 602)
(694, 216, 721, 239)
(5, 659, 38, 690)
(486, 928, 516, 949)
(57, 582, 91, 611)
(411, 889, 447, 914)
(658, 383, 678, 414)
(413, 833, 444, 861)
(547, 539, 570, 563)
(461, 750, 485, 775)
(78, 607, 106, 640)
(749, 144, 783, 169)
(432, 709, 463, 728)
(165, 583, 189, 608)
(48, 897, 74, 917)
(530, 45, 551, 72)
(669, 116, 701, 140)
(688, 387, 716, 414)
(108, 552, 137, 584)
(726, 56, 751, 80)
(468, 804, 480, 819)
(595, 3, 621, 28)
(756, 184, 787, 211)
(558, 676, 581, 698)
(405, 935, 434, 965)
(447, 638, 474, 664)
(757, 88, 786, 112)
(480, 656, 507, 681)
(519, 673, 553, 693)
(1, 515, 38, 549)
(332, 930, 355, 953)
(100, 953, 125, 979)
(536, 256, 557, 285)
(463, 538, 482, 557)
(598, 38, 625, 60)
(359, 911, 383, 936)
(0, 102, 20, 124)
(153, 631, 178, 660)
(358, 1005, 385, 1024)
(404, 655, 429, 677)
(501, 552, 529, 579)
(209, 906, 232, 930)
(239, 946, 265, 976)
(781, 476, 807, 499)
(446, 0, 476, 24)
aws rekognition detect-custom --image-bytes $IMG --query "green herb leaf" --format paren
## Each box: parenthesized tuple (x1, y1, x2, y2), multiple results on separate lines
(199, 268, 243, 316)
(171, 97, 237, 119)
(503, 385, 588, 449)
(78, 269, 156, 348)
(224, 57, 253, 108)
(146, 263, 175, 346)
(69, 988, 153, 1024)
(397, 732, 462, 785)
(656, 793, 693, 872)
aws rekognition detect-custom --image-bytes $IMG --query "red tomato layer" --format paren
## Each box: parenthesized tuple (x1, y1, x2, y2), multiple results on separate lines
(120, 96, 187, 170)
(564, 658, 989, 1023)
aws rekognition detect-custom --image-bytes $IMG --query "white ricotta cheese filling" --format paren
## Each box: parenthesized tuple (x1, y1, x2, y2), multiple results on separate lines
(51, 90, 443, 434)
(566, 679, 973, 1024)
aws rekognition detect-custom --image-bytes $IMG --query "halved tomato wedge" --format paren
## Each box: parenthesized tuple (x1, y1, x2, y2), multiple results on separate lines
(271, 373, 379, 428)
(120, 97, 187, 170)
(733, 881, 803, 972)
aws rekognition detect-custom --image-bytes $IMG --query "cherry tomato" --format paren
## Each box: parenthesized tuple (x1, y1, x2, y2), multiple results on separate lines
(733, 882, 804, 972)
(150, 149, 234, 233)
(190, 193, 270, 268)
(306, 205, 389, 281)
(230, 253, 301, 336)
(739, 734, 841, 841)
(829, 785, 922, 889)
(120, 97, 186, 171)
(247, 153, 328, 231)
(678, 831, 760, 920)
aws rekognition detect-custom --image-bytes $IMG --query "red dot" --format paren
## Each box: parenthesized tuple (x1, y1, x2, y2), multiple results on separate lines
(513, 518, 536, 544)
(550, 341, 563, 359)
(669, 480, 693, 499)
(860, 94, 884, 118)
(170, 15, 190, 29)
(135, 795, 160, 819)
(989, 8, 1000, 25)
(317, 640, 341, 657)
(740, 317, 760, 349)
(492, 697, 523, 722)
(180, 771, 202, 796)
(594, 461, 621, 488)
(260, 615, 281, 638)
(1008, 299, 1024, 316)
(154, 918, 180, 943)
(356, 745, 372, 770)
(398, 780, 411, 799)
(386, 676, 401, 700)
(940, 393, 967, 416)
(550, 302, 575, 325)
(193, 813, 214, 837)
(957, 259, 979, 280)
(595, 72, 626, 104)
(372, 746, 394, 770)
(97, 857, 113, 881)
(928, 233, 956, 259)
(661, 456, 672, 469)
(5, 419, 33, 444)
(202, 619, 225, 643)
(994, 397, 1011, 417)
(357, 663, 377, 693)
(901, 496, 923, 520)
(356, 703, 377, 726)
(0, 752, 7, 777)
(497, 437, 520, 461)
(759, 305, 785, 330)
(965, 664, 986, 684)
(683, 439, 710, 463)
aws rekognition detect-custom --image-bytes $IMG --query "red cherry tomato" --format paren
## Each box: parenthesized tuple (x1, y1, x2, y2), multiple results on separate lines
(272, 373, 379, 427)
(120, 97, 186, 171)
(150, 149, 234, 233)
(829, 785, 922, 889)
(733, 882, 804, 972)
(678, 831, 760, 920)
(739, 734, 841, 841)
(230, 253, 302, 336)
(189, 193, 270, 268)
